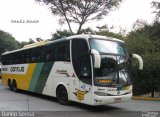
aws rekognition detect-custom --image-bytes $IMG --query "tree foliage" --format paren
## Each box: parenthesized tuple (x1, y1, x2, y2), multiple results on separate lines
(51, 30, 73, 40)
(126, 21, 160, 96)
(132, 19, 148, 31)
(36, 0, 122, 34)
(50, 27, 125, 41)
(79, 27, 96, 34)
(152, 1, 160, 21)
(0, 30, 36, 62)
(97, 30, 125, 40)
(0, 30, 21, 58)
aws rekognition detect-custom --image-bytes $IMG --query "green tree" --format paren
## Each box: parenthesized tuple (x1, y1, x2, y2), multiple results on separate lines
(97, 30, 125, 40)
(0, 30, 21, 58)
(152, 1, 160, 21)
(51, 30, 73, 40)
(132, 19, 148, 31)
(126, 21, 160, 96)
(50, 28, 125, 41)
(36, 0, 122, 34)
(96, 24, 126, 40)
(78, 27, 96, 34)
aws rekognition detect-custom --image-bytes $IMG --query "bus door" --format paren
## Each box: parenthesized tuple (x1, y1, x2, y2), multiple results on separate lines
(71, 39, 92, 104)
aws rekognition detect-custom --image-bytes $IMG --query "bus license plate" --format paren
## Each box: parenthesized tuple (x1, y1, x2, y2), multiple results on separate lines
(114, 98, 122, 102)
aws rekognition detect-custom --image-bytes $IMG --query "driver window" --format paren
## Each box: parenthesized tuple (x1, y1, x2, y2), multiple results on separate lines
(72, 39, 92, 84)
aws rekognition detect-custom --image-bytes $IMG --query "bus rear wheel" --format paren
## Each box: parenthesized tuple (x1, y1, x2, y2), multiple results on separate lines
(8, 79, 13, 91)
(56, 86, 69, 105)
(12, 80, 18, 92)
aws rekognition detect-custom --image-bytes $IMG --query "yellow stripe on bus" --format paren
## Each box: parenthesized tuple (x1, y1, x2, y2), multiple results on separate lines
(22, 63, 36, 90)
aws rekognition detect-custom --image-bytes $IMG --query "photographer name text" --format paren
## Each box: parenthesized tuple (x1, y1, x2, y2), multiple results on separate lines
(11, 19, 39, 23)
(1, 111, 34, 117)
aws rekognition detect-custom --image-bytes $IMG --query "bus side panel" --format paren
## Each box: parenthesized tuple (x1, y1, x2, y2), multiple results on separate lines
(42, 61, 93, 105)
(32, 62, 54, 94)
(42, 62, 73, 98)
(2, 74, 8, 86)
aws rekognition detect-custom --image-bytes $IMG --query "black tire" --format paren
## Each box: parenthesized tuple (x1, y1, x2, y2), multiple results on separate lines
(56, 86, 69, 105)
(8, 80, 13, 91)
(12, 80, 18, 92)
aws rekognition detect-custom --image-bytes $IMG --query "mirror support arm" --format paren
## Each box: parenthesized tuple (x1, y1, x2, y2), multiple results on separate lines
(132, 54, 143, 70)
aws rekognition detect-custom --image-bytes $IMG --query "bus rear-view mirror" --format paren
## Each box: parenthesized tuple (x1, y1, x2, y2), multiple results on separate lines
(90, 49, 101, 68)
(131, 53, 143, 70)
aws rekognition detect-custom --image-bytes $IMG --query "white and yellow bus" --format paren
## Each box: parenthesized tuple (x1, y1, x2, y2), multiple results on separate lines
(1, 35, 143, 105)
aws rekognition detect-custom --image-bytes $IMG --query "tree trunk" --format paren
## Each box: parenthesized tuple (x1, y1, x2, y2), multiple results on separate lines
(64, 15, 73, 34)
(59, 0, 73, 34)
(77, 23, 83, 34)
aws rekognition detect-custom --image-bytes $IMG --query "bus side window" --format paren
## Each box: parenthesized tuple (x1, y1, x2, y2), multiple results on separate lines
(46, 51, 51, 61)
(80, 55, 91, 77)
(9, 54, 13, 64)
(55, 41, 70, 62)
(31, 49, 36, 63)
(72, 39, 92, 84)
(14, 53, 18, 64)
(34, 47, 41, 62)
(24, 50, 32, 63)
(39, 47, 45, 62)
(18, 52, 22, 64)
(2, 56, 6, 65)
(45, 45, 53, 62)
(22, 51, 26, 64)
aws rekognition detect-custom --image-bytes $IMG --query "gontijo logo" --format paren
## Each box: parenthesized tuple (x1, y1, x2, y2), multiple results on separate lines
(2, 64, 28, 74)
(73, 89, 88, 100)
(10, 67, 24, 72)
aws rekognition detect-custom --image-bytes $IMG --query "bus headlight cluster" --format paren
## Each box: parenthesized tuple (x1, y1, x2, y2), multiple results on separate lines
(94, 91, 108, 96)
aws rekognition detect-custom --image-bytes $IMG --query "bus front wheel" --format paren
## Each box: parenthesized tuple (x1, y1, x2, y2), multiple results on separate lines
(56, 86, 69, 105)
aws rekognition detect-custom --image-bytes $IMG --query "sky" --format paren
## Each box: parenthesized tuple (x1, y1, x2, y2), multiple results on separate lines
(0, 0, 158, 42)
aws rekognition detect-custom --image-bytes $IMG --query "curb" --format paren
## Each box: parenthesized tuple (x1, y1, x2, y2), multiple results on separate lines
(132, 96, 160, 101)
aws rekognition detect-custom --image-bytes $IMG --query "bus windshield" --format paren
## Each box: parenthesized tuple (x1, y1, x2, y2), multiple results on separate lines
(89, 38, 126, 55)
(89, 38, 131, 87)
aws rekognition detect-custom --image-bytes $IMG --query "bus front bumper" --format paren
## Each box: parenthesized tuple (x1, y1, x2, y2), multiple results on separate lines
(92, 93, 132, 105)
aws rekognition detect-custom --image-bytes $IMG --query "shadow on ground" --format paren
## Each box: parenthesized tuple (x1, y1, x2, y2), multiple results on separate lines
(15, 89, 122, 112)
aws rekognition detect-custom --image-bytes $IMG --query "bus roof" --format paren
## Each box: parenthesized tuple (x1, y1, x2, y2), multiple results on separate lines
(67, 34, 124, 43)
(1, 34, 124, 56)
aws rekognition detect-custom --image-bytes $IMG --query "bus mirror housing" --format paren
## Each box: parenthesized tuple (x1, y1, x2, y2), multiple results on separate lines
(131, 54, 143, 70)
(90, 49, 101, 68)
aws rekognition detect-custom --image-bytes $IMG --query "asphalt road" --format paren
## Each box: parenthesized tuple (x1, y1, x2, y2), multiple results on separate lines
(0, 79, 160, 117)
